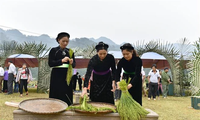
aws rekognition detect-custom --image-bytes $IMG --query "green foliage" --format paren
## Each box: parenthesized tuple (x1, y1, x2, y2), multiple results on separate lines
(37, 59, 51, 93)
(117, 80, 149, 120)
(74, 44, 96, 58)
(67, 95, 116, 113)
(189, 38, 200, 95)
(0, 40, 18, 64)
(67, 49, 73, 85)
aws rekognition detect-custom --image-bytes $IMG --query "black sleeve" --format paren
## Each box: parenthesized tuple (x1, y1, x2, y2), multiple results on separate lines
(116, 59, 122, 82)
(48, 48, 63, 67)
(72, 52, 76, 68)
(84, 58, 94, 87)
(110, 55, 116, 81)
(130, 57, 142, 85)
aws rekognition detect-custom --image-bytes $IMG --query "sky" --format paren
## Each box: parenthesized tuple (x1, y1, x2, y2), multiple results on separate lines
(0, 0, 199, 44)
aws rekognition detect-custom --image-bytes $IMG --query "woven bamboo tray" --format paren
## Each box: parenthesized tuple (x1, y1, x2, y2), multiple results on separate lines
(18, 98, 68, 114)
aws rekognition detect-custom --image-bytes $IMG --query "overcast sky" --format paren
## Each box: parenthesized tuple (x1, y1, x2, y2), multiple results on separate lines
(0, 0, 199, 44)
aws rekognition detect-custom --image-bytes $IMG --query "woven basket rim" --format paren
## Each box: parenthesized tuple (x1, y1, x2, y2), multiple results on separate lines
(18, 98, 68, 114)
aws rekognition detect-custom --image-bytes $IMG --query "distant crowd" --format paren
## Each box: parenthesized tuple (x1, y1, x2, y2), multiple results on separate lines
(0, 61, 32, 97)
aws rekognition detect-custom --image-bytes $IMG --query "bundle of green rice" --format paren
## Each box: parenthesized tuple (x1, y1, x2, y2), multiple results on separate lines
(66, 95, 116, 113)
(66, 48, 73, 86)
(117, 80, 149, 120)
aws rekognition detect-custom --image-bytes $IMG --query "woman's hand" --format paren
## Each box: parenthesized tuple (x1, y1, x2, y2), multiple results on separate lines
(27, 79, 30, 83)
(69, 59, 73, 65)
(62, 57, 69, 63)
(116, 82, 120, 90)
(111, 81, 116, 92)
(81, 87, 88, 97)
(127, 84, 132, 89)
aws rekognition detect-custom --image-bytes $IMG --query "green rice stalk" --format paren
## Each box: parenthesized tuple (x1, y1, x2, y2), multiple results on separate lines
(66, 95, 116, 113)
(117, 80, 149, 120)
(66, 48, 73, 85)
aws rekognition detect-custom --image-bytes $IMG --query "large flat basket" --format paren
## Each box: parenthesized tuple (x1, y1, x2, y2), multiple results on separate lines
(18, 98, 68, 114)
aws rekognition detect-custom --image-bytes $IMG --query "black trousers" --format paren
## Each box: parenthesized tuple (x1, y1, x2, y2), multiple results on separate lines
(3, 80, 8, 92)
(20, 79, 28, 94)
(73, 80, 77, 91)
(8, 73, 14, 94)
(78, 80, 82, 90)
(148, 82, 158, 99)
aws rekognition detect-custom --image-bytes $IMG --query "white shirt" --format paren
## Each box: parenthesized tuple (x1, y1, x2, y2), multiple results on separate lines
(148, 69, 160, 83)
(141, 71, 145, 76)
(8, 63, 16, 75)
(0, 67, 4, 76)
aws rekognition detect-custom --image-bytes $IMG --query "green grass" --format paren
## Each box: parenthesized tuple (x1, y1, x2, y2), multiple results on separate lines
(0, 88, 48, 120)
(0, 89, 200, 120)
(142, 96, 200, 120)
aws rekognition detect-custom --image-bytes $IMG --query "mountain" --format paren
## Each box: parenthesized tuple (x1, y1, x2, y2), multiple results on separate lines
(0, 28, 195, 53)
(0, 28, 121, 50)
(90, 37, 117, 46)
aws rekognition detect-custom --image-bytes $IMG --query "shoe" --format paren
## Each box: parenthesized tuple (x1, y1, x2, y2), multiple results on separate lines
(153, 98, 156, 100)
(5, 93, 12, 95)
(163, 97, 166, 99)
(148, 98, 151, 100)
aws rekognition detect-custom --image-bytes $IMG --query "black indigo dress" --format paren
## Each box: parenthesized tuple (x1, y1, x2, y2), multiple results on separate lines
(116, 56, 143, 105)
(48, 46, 76, 106)
(84, 54, 116, 104)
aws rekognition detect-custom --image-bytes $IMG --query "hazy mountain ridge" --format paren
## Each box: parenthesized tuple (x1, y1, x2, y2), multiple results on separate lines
(0, 28, 120, 50)
(0, 28, 195, 52)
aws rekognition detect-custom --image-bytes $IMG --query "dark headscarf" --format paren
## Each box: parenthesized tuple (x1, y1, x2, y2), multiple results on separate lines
(120, 43, 134, 51)
(56, 32, 70, 43)
(95, 42, 109, 52)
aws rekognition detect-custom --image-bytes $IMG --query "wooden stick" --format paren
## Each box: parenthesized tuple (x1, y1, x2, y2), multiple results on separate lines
(5, 102, 19, 108)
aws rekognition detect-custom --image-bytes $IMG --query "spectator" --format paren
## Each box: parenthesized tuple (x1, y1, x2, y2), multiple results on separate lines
(141, 66, 147, 97)
(6, 61, 16, 95)
(0, 65, 4, 93)
(72, 72, 79, 91)
(16, 63, 32, 97)
(3, 67, 8, 93)
(157, 70, 163, 98)
(148, 64, 161, 100)
(14, 68, 21, 93)
(161, 67, 172, 98)
(78, 75, 82, 91)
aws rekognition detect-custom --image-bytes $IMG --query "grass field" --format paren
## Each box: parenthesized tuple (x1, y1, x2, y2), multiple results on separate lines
(0, 88, 199, 120)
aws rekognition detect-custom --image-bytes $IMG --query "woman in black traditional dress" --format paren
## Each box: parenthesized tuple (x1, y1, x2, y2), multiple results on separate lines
(116, 43, 143, 105)
(81, 42, 116, 104)
(48, 32, 75, 106)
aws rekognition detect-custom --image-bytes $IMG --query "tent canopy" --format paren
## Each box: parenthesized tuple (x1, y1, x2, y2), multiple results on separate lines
(5, 54, 38, 68)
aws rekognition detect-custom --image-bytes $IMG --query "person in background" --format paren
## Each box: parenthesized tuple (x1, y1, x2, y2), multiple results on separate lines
(3, 67, 8, 93)
(78, 75, 82, 91)
(14, 68, 20, 93)
(141, 66, 146, 97)
(72, 72, 79, 91)
(6, 61, 16, 95)
(157, 70, 163, 98)
(16, 63, 32, 97)
(0, 65, 4, 93)
(161, 67, 172, 98)
(148, 64, 160, 100)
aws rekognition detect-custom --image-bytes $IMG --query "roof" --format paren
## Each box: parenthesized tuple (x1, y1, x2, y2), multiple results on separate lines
(5, 54, 38, 67)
